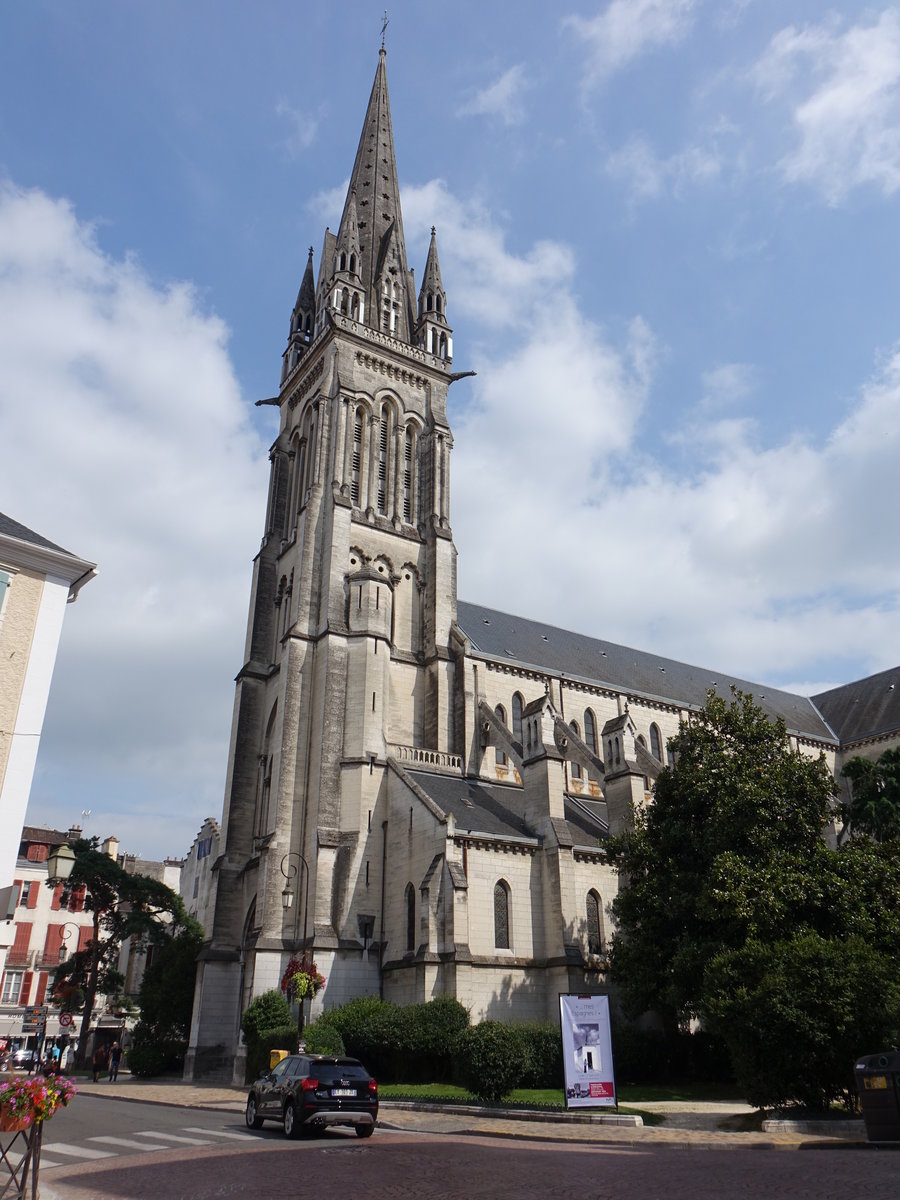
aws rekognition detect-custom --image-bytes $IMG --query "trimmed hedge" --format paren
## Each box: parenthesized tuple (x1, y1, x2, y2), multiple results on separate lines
(127, 1027, 187, 1078)
(240, 990, 293, 1043)
(611, 1025, 733, 1084)
(455, 1021, 526, 1103)
(245, 1024, 299, 1083)
(303, 1021, 345, 1056)
(509, 1022, 564, 1089)
(319, 995, 469, 1083)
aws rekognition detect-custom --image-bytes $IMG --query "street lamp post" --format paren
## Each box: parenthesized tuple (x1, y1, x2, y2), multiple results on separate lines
(280, 851, 310, 1034)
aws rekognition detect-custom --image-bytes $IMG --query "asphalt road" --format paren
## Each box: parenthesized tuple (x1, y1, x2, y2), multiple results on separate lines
(18, 1095, 899, 1200)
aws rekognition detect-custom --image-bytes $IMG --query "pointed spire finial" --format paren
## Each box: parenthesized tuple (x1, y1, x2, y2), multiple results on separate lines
(381, 11, 389, 51)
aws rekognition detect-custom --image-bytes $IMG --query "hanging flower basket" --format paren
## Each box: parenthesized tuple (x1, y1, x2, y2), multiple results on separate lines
(0, 1075, 77, 1130)
(0, 1111, 29, 1134)
(280, 955, 326, 1003)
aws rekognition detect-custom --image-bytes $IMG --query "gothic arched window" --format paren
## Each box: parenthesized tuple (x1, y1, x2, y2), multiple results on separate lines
(494, 881, 510, 950)
(512, 693, 524, 745)
(569, 721, 582, 780)
(650, 723, 662, 761)
(495, 705, 507, 766)
(405, 883, 415, 954)
(586, 890, 603, 955)
(584, 709, 597, 755)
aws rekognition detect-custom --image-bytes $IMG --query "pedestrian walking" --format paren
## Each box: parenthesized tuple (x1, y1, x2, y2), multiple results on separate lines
(92, 1043, 107, 1083)
(108, 1041, 122, 1082)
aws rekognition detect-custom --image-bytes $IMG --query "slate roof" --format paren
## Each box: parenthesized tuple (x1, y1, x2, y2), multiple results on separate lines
(812, 666, 900, 746)
(457, 600, 835, 743)
(0, 512, 70, 555)
(405, 770, 533, 841)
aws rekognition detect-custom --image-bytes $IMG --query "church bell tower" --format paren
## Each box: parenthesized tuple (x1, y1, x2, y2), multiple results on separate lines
(185, 48, 460, 1082)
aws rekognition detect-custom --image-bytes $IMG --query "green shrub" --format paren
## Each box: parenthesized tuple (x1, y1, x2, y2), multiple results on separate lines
(245, 1024, 299, 1084)
(509, 1022, 563, 1088)
(240, 990, 293, 1043)
(303, 1021, 345, 1056)
(455, 1021, 526, 1103)
(127, 1024, 186, 1078)
(319, 996, 468, 1083)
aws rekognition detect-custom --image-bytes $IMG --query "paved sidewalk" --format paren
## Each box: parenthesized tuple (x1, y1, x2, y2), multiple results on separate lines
(69, 1076, 866, 1149)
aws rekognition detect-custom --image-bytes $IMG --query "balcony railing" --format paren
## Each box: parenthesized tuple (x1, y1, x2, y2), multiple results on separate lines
(388, 745, 463, 775)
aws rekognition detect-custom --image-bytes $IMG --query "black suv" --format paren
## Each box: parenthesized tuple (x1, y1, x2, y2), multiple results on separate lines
(246, 1054, 378, 1138)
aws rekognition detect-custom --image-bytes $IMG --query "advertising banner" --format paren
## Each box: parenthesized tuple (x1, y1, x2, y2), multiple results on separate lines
(559, 993, 616, 1109)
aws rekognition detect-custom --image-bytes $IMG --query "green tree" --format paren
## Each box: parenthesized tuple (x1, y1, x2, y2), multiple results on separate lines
(608, 689, 835, 1030)
(49, 837, 192, 1067)
(607, 689, 900, 1107)
(841, 748, 900, 842)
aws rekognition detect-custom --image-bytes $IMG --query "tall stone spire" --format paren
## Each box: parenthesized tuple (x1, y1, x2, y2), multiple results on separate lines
(336, 48, 415, 342)
(417, 227, 452, 362)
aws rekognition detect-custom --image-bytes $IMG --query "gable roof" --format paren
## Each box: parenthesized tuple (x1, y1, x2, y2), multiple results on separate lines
(456, 600, 835, 744)
(0, 512, 70, 555)
(812, 666, 900, 746)
(405, 770, 534, 841)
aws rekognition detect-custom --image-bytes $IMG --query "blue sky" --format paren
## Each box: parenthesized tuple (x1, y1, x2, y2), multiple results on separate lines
(3, 1, 900, 858)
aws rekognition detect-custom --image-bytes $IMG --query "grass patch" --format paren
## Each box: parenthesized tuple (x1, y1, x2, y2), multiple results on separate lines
(617, 1083, 746, 1103)
(377, 1083, 663, 1124)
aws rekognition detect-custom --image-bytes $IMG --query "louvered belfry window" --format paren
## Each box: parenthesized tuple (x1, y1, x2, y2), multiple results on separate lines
(377, 415, 388, 514)
(351, 413, 362, 506)
(402, 429, 413, 521)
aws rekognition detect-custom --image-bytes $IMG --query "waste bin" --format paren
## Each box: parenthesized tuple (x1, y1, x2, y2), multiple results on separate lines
(269, 1049, 289, 1070)
(854, 1051, 900, 1141)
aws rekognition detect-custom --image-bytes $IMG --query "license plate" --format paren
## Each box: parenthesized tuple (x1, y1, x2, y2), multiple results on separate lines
(864, 1076, 888, 1090)
(332, 1088, 356, 1097)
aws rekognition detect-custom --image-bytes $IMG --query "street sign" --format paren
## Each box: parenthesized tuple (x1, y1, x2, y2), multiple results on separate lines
(59, 1012, 73, 1028)
(22, 1004, 47, 1033)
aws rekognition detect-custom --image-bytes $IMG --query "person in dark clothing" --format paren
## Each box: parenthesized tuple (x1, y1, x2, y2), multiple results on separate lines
(108, 1041, 122, 1082)
(92, 1044, 107, 1083)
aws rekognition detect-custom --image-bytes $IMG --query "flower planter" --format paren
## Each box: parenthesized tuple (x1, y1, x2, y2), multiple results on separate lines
(0, 1112, 29, 1134)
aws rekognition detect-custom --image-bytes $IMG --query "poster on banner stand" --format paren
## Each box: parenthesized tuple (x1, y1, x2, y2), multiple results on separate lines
(559, 993, 617, 1109)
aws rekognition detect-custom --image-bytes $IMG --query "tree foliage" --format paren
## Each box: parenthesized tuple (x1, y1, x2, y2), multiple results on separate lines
(49, 837, 193, 1065)
(841, 748, 900, 843)
(607, 689, 900, 1108)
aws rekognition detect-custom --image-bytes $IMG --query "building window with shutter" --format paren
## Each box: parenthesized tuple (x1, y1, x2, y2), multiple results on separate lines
(1, 971, 24, 1004)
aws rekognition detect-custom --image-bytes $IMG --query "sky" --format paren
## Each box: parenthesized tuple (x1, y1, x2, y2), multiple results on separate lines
(3, 0, 900, 858)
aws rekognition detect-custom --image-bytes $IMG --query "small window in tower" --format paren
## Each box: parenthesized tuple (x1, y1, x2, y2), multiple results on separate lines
(350, 253, 357, 274)
(436, 295, 442, 315)
(426, 293, 433, 312)
(339, 252, 346, 272)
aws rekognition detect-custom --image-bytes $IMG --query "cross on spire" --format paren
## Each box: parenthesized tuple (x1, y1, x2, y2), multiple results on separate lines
(381, 11, 389, 50)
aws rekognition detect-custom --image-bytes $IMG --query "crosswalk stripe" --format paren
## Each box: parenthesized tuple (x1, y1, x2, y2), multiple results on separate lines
(42, 1142, 116, 1160)
(90, 1136, 170, 1152)
(183, 1126, 249, 1141)
(132, 1130, 212, 1145)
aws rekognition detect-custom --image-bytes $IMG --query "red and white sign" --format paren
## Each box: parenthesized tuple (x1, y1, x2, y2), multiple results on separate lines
(58, 1012, 73, 1028)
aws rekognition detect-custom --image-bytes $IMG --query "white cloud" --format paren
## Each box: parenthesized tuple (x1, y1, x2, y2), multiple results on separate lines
(606, 135, 721, 200)
(564, 0, 698, 86)
(458, 65, 530, 126)
(276, 99, 321, 157)
(398, 180, 900, 689)
(752, 10, 900, 203)
(0, 182, 268, 856)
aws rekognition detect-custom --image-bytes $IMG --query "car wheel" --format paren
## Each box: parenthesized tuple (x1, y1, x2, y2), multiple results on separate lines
(355, 1123, 375, 1138)
(245, 1095, 264, 1130)
(284, 1100, 300, 1139)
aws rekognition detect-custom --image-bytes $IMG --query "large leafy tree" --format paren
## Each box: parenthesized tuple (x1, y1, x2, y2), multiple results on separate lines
(49, 837, 192, 1067)
(607, 690, 900, 1106)
(841, 747, 900, 843)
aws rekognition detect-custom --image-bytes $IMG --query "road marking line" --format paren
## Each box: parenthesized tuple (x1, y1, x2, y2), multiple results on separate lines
(132, 1131, 212, 1145)
(90, 1136, 170, 1152)
(183, 1127, 249, 1141)
(41, 1142, 116, 1159)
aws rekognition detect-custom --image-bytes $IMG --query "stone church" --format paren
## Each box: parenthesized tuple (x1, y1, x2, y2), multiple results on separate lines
(184, 51, 900, 1082)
